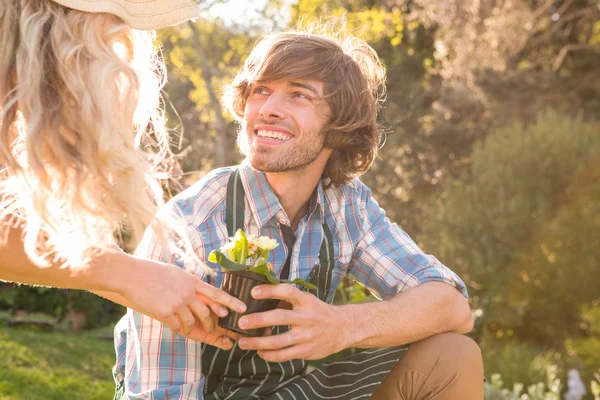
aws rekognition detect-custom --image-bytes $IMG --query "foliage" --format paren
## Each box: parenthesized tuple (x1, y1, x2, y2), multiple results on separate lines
(0, 326, 115, 399)
(486, 366, 600, 400)
(484, 365, 562, 400)
(592, 370, 600, 400)
(566, 303, 600, 386)
(419, 110, 600, 346)
(157, 18, 258, 172)
(0, 283, 124, 330)
(481, 338, 565, 391)
(406, 0, 600, 197)
(334, 276, 380, 305)
(208, 229, 317, 289)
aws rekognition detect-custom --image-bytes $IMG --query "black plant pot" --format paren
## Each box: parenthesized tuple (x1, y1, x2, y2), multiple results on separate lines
(219, 270, 279, 336)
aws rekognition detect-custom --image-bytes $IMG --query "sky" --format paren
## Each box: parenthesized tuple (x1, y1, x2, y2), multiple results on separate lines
(200, 0, 293, 30)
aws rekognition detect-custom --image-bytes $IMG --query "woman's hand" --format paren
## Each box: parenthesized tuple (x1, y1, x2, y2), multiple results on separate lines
(0, 222, 247, 339)
(98, 253, 247, 337)
(185, 313, 245, 349)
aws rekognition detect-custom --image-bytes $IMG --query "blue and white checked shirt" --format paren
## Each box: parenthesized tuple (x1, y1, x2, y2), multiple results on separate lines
(113, 162, 468, 399)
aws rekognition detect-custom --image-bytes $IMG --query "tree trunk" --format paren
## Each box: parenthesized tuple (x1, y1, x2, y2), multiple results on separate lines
(189, 22, 236, 167)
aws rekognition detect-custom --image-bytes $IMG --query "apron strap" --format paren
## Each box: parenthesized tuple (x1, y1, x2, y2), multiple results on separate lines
(226, 168, 335, 302)
(304, 220, 335, 301)
(226, 168, 245, 237)
(279, 225, 296, 281)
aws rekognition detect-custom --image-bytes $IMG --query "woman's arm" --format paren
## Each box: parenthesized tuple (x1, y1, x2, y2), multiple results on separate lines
(0, 222, 246, 335)
(0, 220, 121, 290)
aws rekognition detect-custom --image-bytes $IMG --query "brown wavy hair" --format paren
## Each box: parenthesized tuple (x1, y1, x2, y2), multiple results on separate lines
(0, 0, 200, 268)
(222, 27, 386, 186)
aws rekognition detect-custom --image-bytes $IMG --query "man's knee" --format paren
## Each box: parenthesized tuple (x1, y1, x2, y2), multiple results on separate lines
(371, 334, 484, 399)
(419, 332, 482, 369)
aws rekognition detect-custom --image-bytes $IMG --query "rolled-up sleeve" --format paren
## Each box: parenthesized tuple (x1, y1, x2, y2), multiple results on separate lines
(347, 186, 468, 301)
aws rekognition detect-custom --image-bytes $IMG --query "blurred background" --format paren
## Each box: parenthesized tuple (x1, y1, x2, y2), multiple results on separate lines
(1, 0, 599, 398)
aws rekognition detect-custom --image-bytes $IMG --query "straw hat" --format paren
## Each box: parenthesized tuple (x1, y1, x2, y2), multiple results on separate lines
(50, 0, 201, 30)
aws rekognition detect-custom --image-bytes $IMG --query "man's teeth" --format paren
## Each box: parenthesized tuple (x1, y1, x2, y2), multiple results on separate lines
(256, 130, 291, 141)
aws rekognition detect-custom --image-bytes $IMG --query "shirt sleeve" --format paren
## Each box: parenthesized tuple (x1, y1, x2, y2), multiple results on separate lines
(347, 185, 468, 301)
(119, 209, 206, 400)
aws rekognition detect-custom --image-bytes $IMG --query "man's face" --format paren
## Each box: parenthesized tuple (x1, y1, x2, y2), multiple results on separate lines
(239, 79, 331, 173)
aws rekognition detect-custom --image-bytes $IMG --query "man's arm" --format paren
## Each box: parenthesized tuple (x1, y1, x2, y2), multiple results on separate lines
(237, 183, 472, 362)
(237, 281, 472, 362)
(342, 185, 473, 346)
(340, 281, 473, 349)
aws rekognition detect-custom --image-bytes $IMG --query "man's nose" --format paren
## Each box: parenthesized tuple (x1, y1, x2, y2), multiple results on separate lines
(259, 92, 285, 120)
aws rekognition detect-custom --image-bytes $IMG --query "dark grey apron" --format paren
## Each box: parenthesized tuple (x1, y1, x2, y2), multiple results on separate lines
(201, 169, 408, 399)
(114, 168, 408, 400)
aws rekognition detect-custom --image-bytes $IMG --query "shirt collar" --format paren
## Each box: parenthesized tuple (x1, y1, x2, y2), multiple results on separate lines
(239, 161, 326, 229)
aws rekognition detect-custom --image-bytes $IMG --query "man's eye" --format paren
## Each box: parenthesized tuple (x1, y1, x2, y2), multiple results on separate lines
(293, 92, 309, 99)
(253, 87, 268, 95)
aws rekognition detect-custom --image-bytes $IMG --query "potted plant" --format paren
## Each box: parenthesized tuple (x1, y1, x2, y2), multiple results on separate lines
(209, 229, 316, 336)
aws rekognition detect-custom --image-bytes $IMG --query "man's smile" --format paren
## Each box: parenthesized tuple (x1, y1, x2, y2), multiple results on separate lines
(255, 129, 292, 141)
(252, 125, 295, 145)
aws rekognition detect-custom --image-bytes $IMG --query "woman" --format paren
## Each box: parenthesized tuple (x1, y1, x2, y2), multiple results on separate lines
(0, 0, 244, 348)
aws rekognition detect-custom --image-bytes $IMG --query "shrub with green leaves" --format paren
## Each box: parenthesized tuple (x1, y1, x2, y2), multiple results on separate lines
(420, 109, 600, 346)
(484, 365, 562, 400)
(0, 283, 123, 330)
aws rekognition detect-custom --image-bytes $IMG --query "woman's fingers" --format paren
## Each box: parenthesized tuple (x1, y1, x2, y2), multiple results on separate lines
(211, 335, 234, 350)
(185, 324, 234, 350)
(164, 315, 181, 335)
(196, 280, 246, 313)
(175, 307, 196, 336)
(187, 299, 215, 334)
(205, 298, 230, 318)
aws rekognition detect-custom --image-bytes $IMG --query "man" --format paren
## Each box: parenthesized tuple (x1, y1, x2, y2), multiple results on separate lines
(114, 29, 484, 399)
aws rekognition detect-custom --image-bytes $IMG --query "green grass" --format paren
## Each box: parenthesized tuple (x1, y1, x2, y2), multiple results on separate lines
(0, 325, 116, 399)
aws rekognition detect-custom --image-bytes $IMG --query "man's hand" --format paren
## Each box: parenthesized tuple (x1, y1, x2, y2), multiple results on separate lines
(236, 284, 348, 362)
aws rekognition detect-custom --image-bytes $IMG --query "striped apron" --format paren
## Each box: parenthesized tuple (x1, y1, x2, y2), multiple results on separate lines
(198, 170, 408, 399)
(115, 170, 408, 399)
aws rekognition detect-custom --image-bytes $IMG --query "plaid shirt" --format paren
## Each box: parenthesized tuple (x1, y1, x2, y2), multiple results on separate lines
(113, 163, 467, 399)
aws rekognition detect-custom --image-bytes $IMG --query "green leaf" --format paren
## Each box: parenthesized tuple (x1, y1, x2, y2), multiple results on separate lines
(247, 264, 317, 289)
(288, 278, 318, 290)
(260, 247, 270, 260)
(208, 250, 249, 271)
(207, 250, 219, 264)
(210, 247, 317, 290)
(233, 229, 249, 264)
(248, 263, 281, 284)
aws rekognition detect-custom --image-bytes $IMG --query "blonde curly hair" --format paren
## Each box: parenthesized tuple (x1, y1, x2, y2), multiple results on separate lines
(0, 0, 197, 268)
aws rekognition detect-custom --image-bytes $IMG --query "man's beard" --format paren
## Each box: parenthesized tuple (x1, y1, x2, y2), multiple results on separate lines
(237, 130, 324, 173)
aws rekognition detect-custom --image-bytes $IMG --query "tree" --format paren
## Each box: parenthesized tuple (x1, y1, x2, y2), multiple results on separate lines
(157, 16, 262, 173)
(290, 0, 449, 232)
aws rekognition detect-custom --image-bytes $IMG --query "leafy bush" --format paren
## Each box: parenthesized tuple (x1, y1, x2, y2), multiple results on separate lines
(592, 370, 600, 400)
(419, 109, 600, 346)
(484, 365, 562, 400)
(0, 283, 124, 330)
(566, 303, 600, 388)
(485, 366, 600, 400)
(481, 337, 565, 390)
